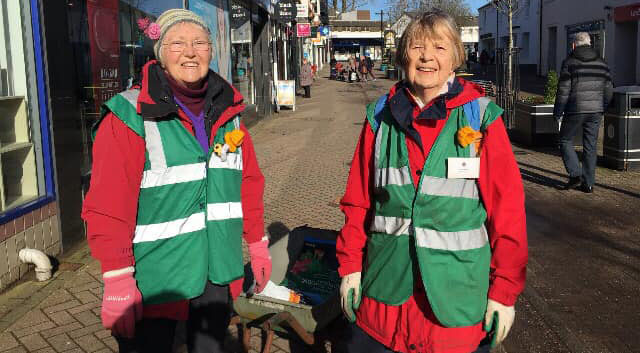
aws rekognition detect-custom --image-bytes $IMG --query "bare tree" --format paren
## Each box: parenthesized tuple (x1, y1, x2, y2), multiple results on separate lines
(333, 0, 338, 12)
(342, 0, 347, 13)
(492, 0, 522, 126)
(386, 0, 473, 24)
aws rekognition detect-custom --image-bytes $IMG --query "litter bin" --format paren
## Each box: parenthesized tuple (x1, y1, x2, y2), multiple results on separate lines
(603, 86, 640, 170)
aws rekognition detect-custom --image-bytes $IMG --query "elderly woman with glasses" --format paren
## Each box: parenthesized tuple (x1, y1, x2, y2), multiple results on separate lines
(82, 9, 270, 353)
(337, 10, 528, 353)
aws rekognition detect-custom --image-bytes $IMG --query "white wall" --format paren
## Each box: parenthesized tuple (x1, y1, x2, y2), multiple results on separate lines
(461, 26, 479, 45)
(541, 0, 640, 86)
(478, 0, 541, 67)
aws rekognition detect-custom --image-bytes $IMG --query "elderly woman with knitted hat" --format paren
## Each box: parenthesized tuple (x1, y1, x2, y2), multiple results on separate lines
(337, 10, 528, 353)
(82, 9, 270, 353)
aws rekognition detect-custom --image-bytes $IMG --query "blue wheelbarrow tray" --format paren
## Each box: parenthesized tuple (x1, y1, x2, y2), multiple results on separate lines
(231, 226, 342, 351)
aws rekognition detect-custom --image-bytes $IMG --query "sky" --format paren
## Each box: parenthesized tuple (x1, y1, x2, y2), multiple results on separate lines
(365, 0, 489, 16)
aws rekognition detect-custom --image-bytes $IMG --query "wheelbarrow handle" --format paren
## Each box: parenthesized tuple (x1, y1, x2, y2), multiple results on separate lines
(261, 311, 315, 346)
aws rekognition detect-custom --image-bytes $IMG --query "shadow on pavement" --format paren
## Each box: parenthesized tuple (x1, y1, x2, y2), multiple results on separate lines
(519, 162, 640, 198)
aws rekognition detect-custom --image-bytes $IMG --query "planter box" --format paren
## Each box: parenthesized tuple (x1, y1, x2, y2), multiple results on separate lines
(509, 102, 558, 147)
(509, 102, 584, 147)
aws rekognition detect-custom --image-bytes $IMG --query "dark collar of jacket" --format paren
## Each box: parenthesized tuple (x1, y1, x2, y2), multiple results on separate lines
(136, 60, 244, 124)
(387, 78, 464, 151)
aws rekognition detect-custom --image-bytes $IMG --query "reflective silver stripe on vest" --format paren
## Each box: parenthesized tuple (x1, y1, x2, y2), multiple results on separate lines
(374, 121, 383, 164)
(207, 202, 243, 221)
(133, 212, 206, 243)
(420, 176, 479, 199)
(370, 215, 411, 236)
(415, 226, 488, 251)
(209, 151, 243, 170)
(477, 97, 490, 120)
(143, 119, 167, 170)
(375, 166, 412, 187)
(120, 89, 140, 108)
(141, 163, 207, 188)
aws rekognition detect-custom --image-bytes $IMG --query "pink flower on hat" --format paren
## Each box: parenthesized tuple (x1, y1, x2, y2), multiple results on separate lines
(144, 23, 161, 40)
(137, 17, 150, 31)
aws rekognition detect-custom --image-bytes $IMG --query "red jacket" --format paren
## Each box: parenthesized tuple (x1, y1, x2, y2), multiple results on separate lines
(337, 79, 527, 353)
(82, 61, 265, 320)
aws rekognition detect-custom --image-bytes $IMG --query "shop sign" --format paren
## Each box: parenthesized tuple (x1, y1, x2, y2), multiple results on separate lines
(296, 1, 308, 18)
(297, 23, 311, 37)
(86, 0, 121, 113)
(319, 26, 330, 36)
(614, 3, 640, 22)
(230, 2, 249, 29)
(311, 26, 318, 37)
(276, 0, 295, 22)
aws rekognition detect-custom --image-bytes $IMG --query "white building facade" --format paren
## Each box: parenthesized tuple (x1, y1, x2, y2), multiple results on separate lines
(540, 0, 640, 86)
(478, 0, 541, 69)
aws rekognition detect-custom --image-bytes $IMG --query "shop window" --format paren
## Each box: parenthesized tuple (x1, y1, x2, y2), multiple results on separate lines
(230, 0, 254, 104)
(0, 0, 45, 211)
(64, 0, 182, 177)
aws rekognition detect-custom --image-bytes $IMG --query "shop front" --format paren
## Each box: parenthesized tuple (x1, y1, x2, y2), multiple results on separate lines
(0, 0, 59, 291)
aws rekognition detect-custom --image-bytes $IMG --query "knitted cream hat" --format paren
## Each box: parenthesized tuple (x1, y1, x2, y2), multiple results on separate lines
(152, 9, 211, 63)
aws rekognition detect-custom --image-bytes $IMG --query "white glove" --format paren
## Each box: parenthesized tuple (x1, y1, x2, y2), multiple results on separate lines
(484, 299, 515, 346)
(339, 272, 361, 323)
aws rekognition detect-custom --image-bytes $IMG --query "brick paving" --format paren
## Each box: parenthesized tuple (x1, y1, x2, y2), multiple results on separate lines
(0, 68, 638, 352)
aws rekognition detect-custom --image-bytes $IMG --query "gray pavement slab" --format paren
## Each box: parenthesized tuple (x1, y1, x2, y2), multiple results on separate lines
(0, 68, 638, 352)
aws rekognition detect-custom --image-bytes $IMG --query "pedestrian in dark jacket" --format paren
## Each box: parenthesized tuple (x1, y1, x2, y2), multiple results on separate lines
(300, 58, 313, 98)
(553, 32, 613, 193)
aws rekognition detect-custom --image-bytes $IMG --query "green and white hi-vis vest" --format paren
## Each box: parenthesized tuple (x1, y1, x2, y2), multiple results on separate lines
(101, 90, 244, 305)
(361, 94, 503, 327)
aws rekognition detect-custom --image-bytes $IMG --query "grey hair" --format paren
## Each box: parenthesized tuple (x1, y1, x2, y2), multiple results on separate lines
(573, 32, 591, 47)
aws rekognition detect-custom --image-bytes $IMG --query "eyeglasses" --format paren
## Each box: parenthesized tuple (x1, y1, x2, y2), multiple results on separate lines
(162, 40, 211, 52)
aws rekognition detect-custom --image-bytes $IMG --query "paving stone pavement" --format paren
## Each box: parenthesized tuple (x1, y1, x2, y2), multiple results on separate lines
(1, 69, 638, 352)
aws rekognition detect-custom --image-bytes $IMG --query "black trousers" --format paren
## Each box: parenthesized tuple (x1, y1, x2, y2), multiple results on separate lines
(303, 85, 311, 98)
(346, 324, 492, 353)
(116, 281, 231, 353)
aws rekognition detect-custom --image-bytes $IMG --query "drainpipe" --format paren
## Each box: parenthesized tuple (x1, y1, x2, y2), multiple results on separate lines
(19, 248, 53, 281)
(538, 0, 543, 76)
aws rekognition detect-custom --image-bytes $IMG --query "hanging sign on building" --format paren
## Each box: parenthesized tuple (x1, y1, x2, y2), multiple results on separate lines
(614, 3, 640, 22)
(276, 0, 295, 22)
(230, 2, 249, 29)
(296, 1, 308, 18)
(319, 25, 330, 36)
(297, 23, 311, 37)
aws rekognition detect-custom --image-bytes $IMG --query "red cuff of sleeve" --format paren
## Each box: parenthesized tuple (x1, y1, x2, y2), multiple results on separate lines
(338, 262, 362, 277)
(98, 255, 135, 273)
(488, 281, 519, 306)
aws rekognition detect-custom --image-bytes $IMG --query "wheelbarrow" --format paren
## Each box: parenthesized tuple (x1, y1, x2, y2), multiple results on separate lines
(230, 226, 342, 353)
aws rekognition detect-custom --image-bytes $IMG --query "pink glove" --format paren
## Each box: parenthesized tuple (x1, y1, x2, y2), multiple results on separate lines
(101, 271, 143, 338)
(248, 237, 272, 293)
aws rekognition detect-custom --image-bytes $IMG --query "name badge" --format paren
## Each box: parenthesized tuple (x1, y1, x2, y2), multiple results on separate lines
(447, 158, 480, 179)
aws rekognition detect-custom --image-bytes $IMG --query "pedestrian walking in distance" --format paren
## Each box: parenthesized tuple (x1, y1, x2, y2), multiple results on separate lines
(300, 58, 313, 98)
(82, 8, 270, 353)
(338, 9, 527, 353)
(554, 32, 613, 193)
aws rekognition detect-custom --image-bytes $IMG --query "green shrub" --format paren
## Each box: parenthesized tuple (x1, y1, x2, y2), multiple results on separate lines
(544, 71, 559, 104)
(519, 95, 545, 105)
